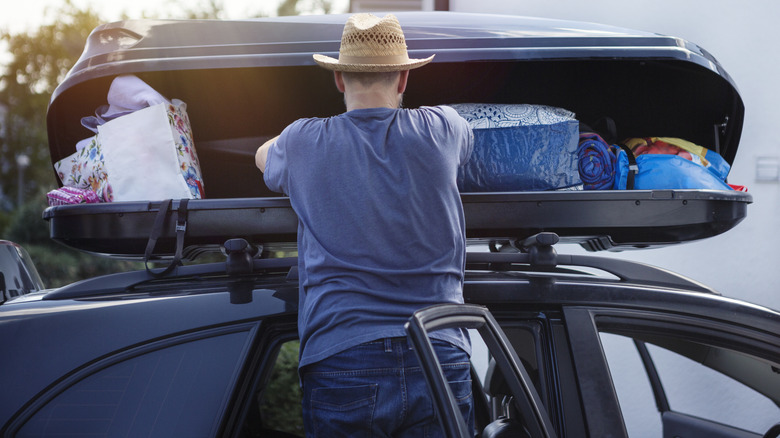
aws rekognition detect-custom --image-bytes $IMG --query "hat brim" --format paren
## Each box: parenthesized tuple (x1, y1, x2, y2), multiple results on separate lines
(312, 54, 435, 72)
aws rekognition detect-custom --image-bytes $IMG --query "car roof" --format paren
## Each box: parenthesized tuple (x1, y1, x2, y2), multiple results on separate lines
(14, 254, 779, 329)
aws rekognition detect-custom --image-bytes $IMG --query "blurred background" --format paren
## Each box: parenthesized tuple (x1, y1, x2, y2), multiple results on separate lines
(0, 0, 353, 286)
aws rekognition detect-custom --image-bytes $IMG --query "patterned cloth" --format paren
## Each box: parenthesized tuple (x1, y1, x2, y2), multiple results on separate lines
(166, 101, 204, 199)
(451, 103, 576, 128)
(46, 186, 102, 206)
(55, 136, 112, 202)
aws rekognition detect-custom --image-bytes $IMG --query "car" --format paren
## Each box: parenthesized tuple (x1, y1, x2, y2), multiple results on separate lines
(0, 240, 44, 304)
(2, 11, 779, 438)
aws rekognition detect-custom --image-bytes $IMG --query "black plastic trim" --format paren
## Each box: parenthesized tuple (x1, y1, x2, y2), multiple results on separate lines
(634, 340, 671, 412)
(563, 307, 629, 437)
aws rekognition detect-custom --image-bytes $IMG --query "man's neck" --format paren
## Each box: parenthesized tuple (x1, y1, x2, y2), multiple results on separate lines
(344, 89, 401, 111)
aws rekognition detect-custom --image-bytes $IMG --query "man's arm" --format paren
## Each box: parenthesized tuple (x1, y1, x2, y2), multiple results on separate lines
(255, 135, 280, 173)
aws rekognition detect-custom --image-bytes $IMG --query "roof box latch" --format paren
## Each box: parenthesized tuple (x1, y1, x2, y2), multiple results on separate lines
(516, 232, 559, 268)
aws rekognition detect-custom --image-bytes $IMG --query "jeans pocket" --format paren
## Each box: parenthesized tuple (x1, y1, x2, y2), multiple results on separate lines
(447, 378, 475, 434)
(447, 378, 473, 403)
(309, 384, 377, 437)
(441, 367, 475, 434)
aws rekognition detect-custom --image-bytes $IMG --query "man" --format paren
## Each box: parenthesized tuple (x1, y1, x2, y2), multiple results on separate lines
(256, 13, 474, 437)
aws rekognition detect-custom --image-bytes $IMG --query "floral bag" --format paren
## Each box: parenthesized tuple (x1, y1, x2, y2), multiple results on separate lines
(55, 99, 204, 202)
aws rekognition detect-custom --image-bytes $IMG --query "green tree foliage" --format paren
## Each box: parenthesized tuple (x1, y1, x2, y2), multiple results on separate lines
(0, 0, 234, 211)
(157, 0, 226, 20)
(0, 1, 230, 287)
(4, 192, 50, 246)
(260, 341, 304, 435)
(2, 191, 143, 288)
(0, 2, 129, 288)
(0, 1, 102, 208)
(278, 0, 335, 16)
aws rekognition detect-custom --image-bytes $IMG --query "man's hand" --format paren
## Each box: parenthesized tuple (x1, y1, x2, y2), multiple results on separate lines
(256, 135, 280, 173)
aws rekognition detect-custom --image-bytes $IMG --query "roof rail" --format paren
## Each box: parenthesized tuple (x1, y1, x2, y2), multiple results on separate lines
(43, 257, 296, 301)
(466, 251, 717, 294)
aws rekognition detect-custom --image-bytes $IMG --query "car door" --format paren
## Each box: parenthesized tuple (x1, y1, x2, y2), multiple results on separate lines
(564, 307, 780, 438)
(4, 322, 260, 437)
(405, 303, 558, 438)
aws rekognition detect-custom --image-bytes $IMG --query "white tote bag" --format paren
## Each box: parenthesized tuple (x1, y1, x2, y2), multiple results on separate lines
(97, 100, 204, 202)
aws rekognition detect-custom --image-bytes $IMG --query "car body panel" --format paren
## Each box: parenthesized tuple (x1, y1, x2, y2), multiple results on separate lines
(0, 270, 298, 429)
(2, 254, 779, 436)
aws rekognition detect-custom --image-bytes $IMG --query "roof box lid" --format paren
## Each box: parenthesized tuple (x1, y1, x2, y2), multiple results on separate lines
(42, 12, 751, 258)
(47, 12, 744, 194)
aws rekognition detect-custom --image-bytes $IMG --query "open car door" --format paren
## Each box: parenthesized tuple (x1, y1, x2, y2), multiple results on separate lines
(405, 304, 558, 438)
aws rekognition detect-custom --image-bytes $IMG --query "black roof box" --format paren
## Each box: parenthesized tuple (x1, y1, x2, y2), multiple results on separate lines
(43, 12, 751, 257)
(43, 190, 748, 258)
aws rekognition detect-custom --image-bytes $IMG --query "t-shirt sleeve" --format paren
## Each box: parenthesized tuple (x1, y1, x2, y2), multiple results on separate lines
(263, 128, 292, 195)
(439, 105, 474, 166)
(460, 118, 474, 166)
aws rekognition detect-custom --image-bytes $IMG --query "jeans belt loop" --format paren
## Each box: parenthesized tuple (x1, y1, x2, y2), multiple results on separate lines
(384, 338, 393, 353)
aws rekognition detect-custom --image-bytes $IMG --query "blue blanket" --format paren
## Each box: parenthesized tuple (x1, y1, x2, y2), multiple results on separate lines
(577, 133, 617, 190)
(451, 104, 581, 192)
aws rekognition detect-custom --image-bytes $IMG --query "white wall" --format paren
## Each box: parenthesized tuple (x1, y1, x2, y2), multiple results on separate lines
(451, 0, 780, 312)
(448, 2, 780, 435)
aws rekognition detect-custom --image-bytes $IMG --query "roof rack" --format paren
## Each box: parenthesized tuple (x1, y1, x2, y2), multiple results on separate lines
(467, 232, 716, 294)
(466, 251, 715, 294)
(43, 254, 297, 301)
(42, 233, 715, 302)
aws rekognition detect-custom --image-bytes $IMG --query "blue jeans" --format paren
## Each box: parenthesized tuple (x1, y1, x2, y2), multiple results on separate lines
(301, 337, 474, 438)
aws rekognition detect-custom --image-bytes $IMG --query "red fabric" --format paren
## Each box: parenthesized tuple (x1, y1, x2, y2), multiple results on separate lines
(633, 138, 693, 161)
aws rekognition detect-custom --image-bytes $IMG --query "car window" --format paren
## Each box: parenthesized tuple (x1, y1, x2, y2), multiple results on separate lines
(257, 340, 304, 436)
(600, 333, 664, 437)
(16, 329, 253, 438)
(601, 332, 780, 437)
(476, 322, 550, 435)
(501, 322, 545, 398)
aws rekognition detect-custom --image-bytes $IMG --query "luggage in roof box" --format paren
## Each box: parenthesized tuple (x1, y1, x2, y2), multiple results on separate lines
(43, 12, 751, 257)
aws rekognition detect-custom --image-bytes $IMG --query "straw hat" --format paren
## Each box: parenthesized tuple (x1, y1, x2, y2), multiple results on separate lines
(313, 14, 434, 72)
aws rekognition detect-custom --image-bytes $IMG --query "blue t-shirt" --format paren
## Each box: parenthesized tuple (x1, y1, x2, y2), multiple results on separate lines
(264, 105, 473, 368)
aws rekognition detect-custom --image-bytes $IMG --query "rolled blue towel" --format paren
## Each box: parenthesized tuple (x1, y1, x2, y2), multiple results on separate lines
(577, 133, 617, 190)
